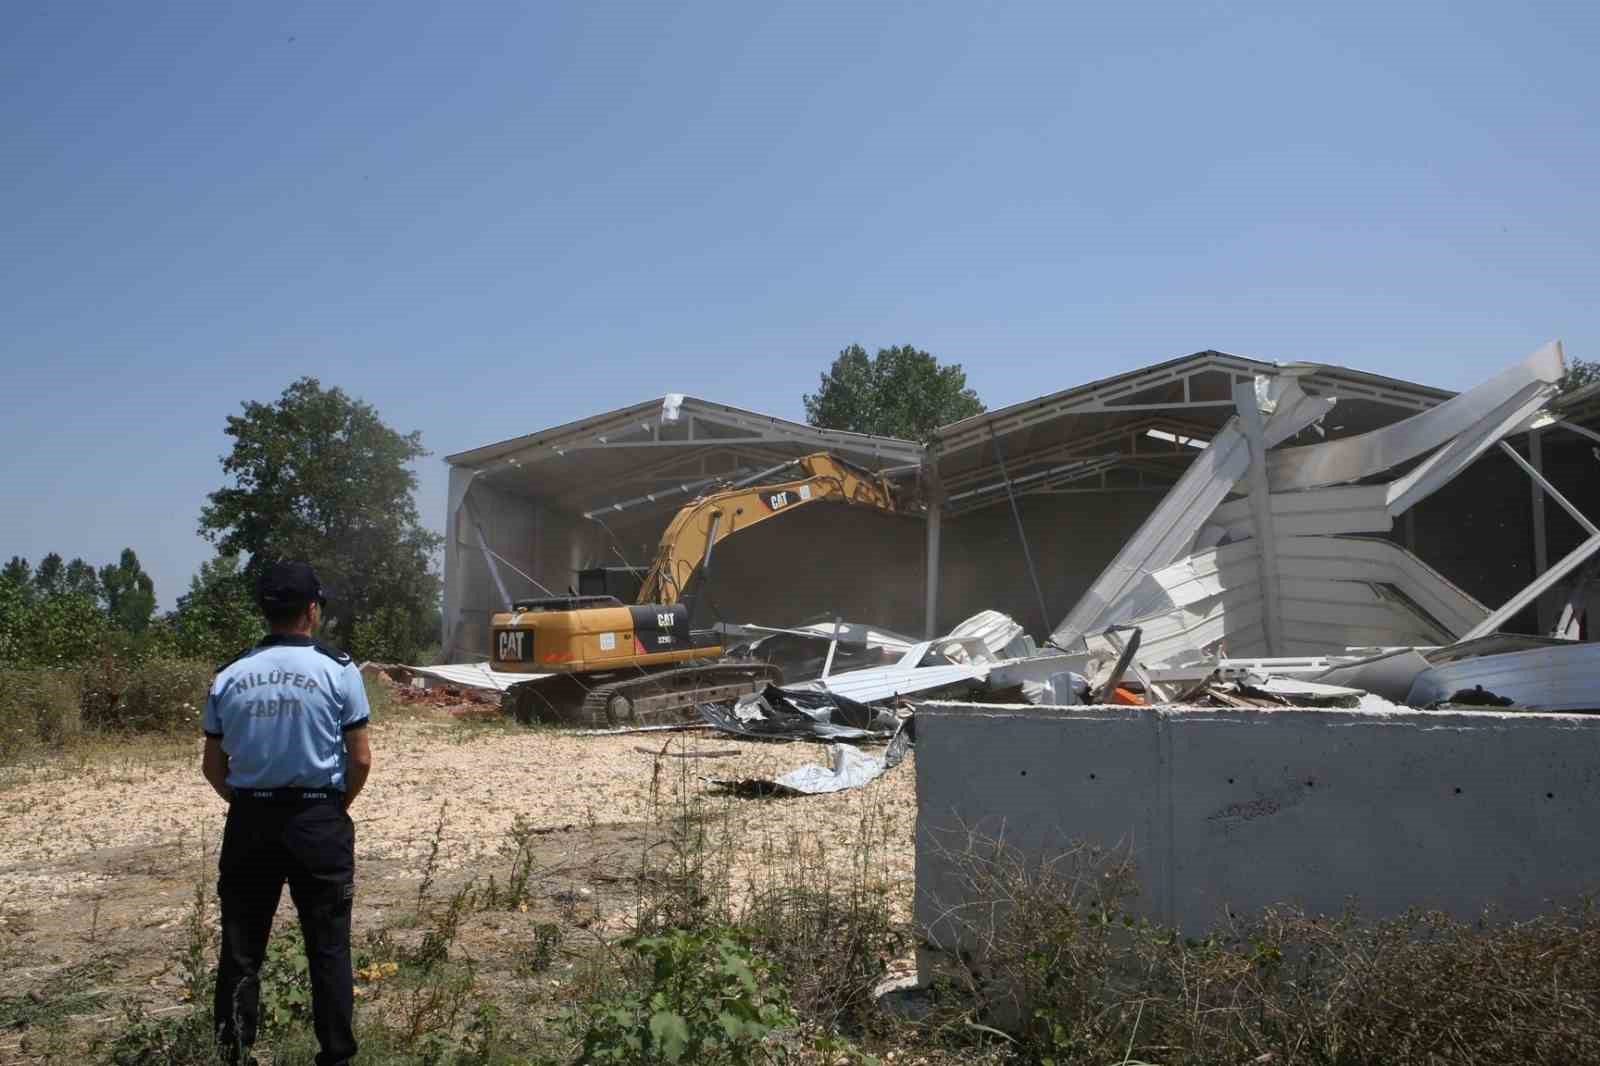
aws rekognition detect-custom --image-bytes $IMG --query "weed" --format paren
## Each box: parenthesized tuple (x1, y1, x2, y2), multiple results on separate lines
(416, 800, 450, 915)
(570, 928, 794, 1065)
(255, 928, 314, 1031)
(923, 828, 1600, 1065)
(478, 811, 549, 913)
(736, 799, 905, 1031)
(179, 850, 217, 1007)
(0, 957, 115, 1029)
(98, 1002, 222, 1066)
(513, 923, 564, 977)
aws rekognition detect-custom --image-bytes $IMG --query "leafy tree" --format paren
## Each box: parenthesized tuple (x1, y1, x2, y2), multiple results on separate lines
(1560, 358, 1600, 395)
(99, 548, 155, 633)
(198, 377, 442, 659)
(32, 553, 65, 598)
(63, 558, 101, 601)
(803, 344, 984, 440)
(2, 556, 31, 594)
(171, 553, 265, 664)
(0, 582, 109, 667)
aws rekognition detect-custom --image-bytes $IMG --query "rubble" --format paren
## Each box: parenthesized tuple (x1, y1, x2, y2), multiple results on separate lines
(1026, 342, 1600, 716)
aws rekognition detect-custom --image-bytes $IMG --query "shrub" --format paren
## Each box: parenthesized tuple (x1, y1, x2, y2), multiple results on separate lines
(926, 832, 1600, 1066)
(78, 657, 213, 733)
(736, 829, 905, 1030)
(571, 929, 794, 1064)
(0, 589, 112, 668)
(0, 668, 82, 762)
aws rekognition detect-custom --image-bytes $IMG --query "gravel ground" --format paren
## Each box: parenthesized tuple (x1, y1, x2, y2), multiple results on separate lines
(0, 713, 917, 923)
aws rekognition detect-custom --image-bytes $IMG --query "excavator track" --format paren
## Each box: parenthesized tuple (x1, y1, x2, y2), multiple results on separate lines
(506, 660, 783, 728)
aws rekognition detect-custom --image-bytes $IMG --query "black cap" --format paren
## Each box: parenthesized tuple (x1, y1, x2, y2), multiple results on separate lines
(257, 561, 325, 610)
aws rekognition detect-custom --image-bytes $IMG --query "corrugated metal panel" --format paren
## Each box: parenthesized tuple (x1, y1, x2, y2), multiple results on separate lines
(1054, 382, 1336, 646)
(1206, 484, 1393, 541)
(1265, 342, 1563, 492)
(945, 609, 1026, 657)
(805, 663, 985, 703)
(399, 662, 548, 691)
(1406, 643, 1600, 710)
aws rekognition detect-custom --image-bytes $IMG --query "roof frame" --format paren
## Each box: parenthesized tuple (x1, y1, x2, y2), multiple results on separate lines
(933, 351, 1450, 458)
(447, 394, 924, 474)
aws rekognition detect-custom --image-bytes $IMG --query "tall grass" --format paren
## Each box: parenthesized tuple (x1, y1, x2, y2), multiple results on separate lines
(0, 658, 211, 768)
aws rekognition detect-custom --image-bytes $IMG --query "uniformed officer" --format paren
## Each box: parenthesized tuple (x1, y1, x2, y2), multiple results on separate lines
(201, 561, 373, 1066)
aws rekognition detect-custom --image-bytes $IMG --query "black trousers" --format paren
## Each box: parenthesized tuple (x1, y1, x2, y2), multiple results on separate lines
(215, 797, 357, 1066)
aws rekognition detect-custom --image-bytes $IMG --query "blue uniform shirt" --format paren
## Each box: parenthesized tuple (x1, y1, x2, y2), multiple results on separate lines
(202, 635, 371, 791)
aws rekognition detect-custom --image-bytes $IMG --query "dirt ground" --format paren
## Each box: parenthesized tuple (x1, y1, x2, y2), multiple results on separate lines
(0, 696, 917, 1061)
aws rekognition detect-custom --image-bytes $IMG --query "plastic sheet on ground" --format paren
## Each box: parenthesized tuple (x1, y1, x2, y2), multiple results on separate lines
(712, 724, 912, 797)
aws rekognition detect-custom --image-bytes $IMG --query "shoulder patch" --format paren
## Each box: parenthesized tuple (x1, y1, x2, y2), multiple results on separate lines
(214, 645, 255, 675)
(314, 641, 353, 666)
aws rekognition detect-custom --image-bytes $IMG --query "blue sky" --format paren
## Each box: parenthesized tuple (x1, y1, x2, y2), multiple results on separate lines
(3, 0, 1595, 607)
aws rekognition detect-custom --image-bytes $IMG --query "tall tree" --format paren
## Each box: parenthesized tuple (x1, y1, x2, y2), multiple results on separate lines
(1560, 358, 1600, 395)
(198, 377, 442, 657)
(172, 553, 264, 663)
(804, 344, 984, 440)
(2, 557, 31, 595)
(32, 553, 65, 598)
(99, 548, 156, 634)
(63, 558, 101, 601)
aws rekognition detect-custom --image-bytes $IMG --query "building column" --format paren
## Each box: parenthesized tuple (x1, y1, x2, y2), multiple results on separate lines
(924, 467, 944, 638)
(1529, 428, 1550, 632)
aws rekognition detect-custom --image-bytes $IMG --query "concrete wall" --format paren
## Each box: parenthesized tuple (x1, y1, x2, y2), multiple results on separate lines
(915, 702, 1600, 969)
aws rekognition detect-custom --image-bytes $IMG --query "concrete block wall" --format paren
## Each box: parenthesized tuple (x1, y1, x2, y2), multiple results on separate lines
(914, 702, 1600, 974)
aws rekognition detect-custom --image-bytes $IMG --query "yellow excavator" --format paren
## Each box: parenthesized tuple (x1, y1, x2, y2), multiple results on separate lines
(490, 452, 903, 726)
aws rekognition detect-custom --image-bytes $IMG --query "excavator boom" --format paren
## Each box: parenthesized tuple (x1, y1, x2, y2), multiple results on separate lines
(635, 453, 899, 606)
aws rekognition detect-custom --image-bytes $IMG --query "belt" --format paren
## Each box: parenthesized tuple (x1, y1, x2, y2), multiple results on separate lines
(231, 787, 343, 803)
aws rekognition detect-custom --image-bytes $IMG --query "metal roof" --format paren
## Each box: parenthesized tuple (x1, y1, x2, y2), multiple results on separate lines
(443, 354, 1460, 522)
(447, 394, 924, 528)
(927, 351, 1454, 516)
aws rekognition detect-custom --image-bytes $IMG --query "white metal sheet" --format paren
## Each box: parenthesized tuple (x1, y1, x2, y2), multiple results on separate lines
(1265, 341, 1564, 492)
(1406, 642, 1600, 710)
(1053, 381, 1335, 646)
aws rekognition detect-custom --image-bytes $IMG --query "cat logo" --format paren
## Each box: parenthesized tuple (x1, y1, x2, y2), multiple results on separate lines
(656, 612, 675, 628)
(497, 630, 526, 661)
(768, 491, 790, 510)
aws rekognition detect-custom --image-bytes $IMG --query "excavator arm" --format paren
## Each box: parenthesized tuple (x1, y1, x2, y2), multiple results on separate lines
(636, 453, 900, 606)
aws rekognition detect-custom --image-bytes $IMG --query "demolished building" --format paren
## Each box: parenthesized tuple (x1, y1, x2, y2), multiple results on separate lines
(441, 346, 1597, 674)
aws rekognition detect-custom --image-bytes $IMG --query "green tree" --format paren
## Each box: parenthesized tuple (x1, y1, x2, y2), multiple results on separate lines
(2, 556, 31, 594)
(32, 553, 65, 598)
(171, 553, 265, 663)
(99, 548, 155, 634)
(1560, 358, 1600, 395)
(803, 344, 984, 440)
(198, 377, 442, 659)
(63, 558, 101, 600)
